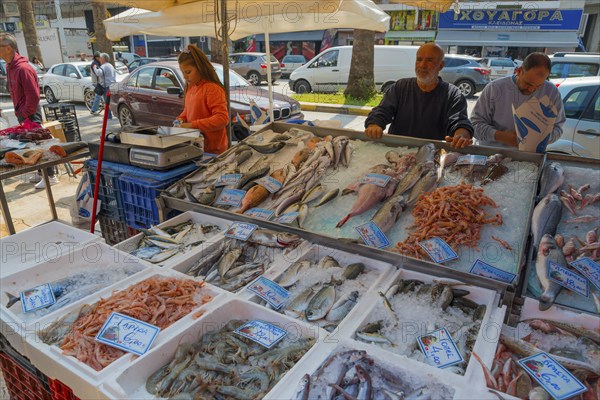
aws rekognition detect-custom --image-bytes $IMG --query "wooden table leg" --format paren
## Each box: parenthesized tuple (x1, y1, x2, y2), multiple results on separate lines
(40, 169, 58, 220)
(0, 180, 16, 235)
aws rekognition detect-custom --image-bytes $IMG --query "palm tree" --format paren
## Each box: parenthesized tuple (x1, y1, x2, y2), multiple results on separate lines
(18, 0, 43, 64)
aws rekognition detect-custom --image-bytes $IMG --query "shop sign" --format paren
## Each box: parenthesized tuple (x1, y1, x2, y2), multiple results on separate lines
(96, 312, 160, 356)
(438, 9, 583, 31)
(234, 320, 287, 348)
(517, 352, 587, 400)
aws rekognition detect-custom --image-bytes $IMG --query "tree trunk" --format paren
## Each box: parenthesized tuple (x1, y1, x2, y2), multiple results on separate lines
(91, 1, 114, 65)
(18, 0, 43, 64)
(344, 29, 376, 100)
(211, 38, 225, 65)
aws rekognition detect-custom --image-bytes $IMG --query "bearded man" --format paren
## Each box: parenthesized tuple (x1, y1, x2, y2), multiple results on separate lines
(364, 43, 473, 149)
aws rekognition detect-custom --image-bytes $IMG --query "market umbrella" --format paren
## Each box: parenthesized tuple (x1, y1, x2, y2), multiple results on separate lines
(101, 0, 390, 121)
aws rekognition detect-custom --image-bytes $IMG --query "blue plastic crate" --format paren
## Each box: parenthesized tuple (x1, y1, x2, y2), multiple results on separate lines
(86, 162, 126, 221)
(119, 174, 184, 230)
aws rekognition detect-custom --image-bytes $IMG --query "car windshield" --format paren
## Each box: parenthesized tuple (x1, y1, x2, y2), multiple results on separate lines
(213, 65, 251, 87)
(78, 65, 91, 77)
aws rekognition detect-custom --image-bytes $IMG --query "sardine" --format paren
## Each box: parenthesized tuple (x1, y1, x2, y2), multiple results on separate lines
(356, 331, 396, 346)
(538, 162, 564, 200)
(535, 234, 565, 311)
(371, 194, 405, 233)
(314, 188, 339, 208)
(305, 285, 336, 321)
(531, 194, 562, 252)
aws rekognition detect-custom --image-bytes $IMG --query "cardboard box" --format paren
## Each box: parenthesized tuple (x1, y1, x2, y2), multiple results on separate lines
(43, 120, 66, 142)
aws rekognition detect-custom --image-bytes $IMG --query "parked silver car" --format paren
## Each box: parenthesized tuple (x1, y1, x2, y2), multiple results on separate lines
(547, 76, 600, 159)
(479, 57, 516, 80)
(439, 55, 490, 97)
(229, 52, 281, 85)
(281, 55, 307, 78)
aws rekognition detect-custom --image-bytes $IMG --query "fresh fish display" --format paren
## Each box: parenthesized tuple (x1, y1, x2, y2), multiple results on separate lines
(268, 254, 375, 330)
(314, 188, 339, 208)
(129, 221, 221, 264)
(146, 320, 314, 399)
(481, 163, 509, 185)
(405, 169, 437, 206)
(51, 277, 214, 371)
(246, 141, 286, 154)
(370, 194, 405, 233)
(237, 167, 287, 213)
(354, 279, 485, 374)
(296, 347, 455, 400)
(538, 161, 564, 199)
(5, 264, 144, 317)
(437, 150, 461, 181)
(530, 194, 562, 252)
(475, 319, 600, 399)
(535, 234, 565, 311)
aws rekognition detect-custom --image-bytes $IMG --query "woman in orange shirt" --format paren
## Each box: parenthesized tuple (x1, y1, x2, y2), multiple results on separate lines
(176, 45, 229, 154)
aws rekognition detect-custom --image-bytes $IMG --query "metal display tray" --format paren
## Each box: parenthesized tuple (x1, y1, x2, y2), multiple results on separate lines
(162, 122, 545, 298)
(119, 126, 201, 149)
(520, 152, 600, 316)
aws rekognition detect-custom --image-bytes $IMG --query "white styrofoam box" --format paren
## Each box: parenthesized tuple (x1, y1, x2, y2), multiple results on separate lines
(0, 242, 150, 358)
(333, 268, 505, 386)
(25, 269, 224, 400)
(114, 211, 230, 268)
(170, 233, 312, 293)
(0, 221, 101, 278)
(266, 337, 464, 400)
(99, 298, 323, 400)
(243, 243, 396, 329)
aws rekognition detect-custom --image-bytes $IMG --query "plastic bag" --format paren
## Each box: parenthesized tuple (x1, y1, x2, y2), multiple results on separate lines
(70, 171, 100, 229)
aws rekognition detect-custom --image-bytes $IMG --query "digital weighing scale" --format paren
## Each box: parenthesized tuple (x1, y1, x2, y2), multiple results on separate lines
(129, 143, 204, 170)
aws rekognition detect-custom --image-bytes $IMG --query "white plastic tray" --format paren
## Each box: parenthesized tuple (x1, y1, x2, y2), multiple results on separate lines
(114, 211, 230, 268)
(333, 268, 505, 387)
(169, 233, 312, 293)
(243, 243, 396, 330)
(25, 269, 223, 400)
(266, 337, 464, 400)
(100, 297, 322, 400)
(0, 221, 101, 278)
(0, 242, 149, 357)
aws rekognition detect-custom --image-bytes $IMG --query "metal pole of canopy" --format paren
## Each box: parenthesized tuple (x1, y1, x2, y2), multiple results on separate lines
(265, 31, 275, 123)
(216, 0, 232, 147)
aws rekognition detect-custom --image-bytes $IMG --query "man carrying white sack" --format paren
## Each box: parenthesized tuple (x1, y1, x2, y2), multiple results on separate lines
(471, 52, 565, 149)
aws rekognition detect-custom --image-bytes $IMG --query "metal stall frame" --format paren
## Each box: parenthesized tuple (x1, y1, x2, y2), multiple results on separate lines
(161, 122, 547, 318)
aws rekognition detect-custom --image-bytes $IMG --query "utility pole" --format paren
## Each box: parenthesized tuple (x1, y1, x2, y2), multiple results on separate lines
(18, 0, 44, 63)
(53, 0, 69, 62)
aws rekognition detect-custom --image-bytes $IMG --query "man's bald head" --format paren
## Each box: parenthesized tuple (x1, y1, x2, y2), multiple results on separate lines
(417, 42, 445, 62)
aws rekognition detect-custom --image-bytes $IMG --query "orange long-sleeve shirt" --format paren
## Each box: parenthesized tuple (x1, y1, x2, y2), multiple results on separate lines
(178, 81, 229, 154)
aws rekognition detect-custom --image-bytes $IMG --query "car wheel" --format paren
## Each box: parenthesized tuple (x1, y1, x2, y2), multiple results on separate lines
(247, 71, 261, 86)
(118, 105, 135, 127)
(84, 90, 103, 111)
(44, 87, 57, 103)
(455, 80, 475, 97)
(294, 80, 311, 94)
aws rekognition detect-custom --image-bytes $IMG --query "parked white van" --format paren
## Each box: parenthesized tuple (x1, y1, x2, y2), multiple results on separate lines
(289, 45, 419, 93)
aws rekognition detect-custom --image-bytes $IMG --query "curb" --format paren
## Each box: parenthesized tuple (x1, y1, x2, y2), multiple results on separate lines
(299, 102, 373, 116)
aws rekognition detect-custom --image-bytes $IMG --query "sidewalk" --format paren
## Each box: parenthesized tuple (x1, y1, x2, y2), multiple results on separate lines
(299, 102, 373, 116)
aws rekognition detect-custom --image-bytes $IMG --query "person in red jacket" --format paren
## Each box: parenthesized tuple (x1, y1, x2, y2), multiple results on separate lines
(175, 45, 229, 155)
(0, 33, 58, 187)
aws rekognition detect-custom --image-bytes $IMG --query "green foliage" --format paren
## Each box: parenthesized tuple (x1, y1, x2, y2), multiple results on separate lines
(292, 92, 383, 107)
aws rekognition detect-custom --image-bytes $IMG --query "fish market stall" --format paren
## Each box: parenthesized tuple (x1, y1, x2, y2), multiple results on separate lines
(162, 122, 543, 288)
(99, 298, 319, 400)
(473, 297, 600, 400)
(115, 211, 230, 267)
(524, 154, 600, 315)
(0, 242, 148, 356)
(25, 269, 221, 399)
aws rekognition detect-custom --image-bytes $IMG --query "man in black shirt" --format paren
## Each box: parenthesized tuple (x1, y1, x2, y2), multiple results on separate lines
(364, 43, 473, 149)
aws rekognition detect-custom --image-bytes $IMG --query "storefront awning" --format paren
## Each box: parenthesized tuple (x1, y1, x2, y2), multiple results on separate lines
(385, 30, 435, 40)
(435, 31, 579, 47)
(253, 30, 325, 42)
